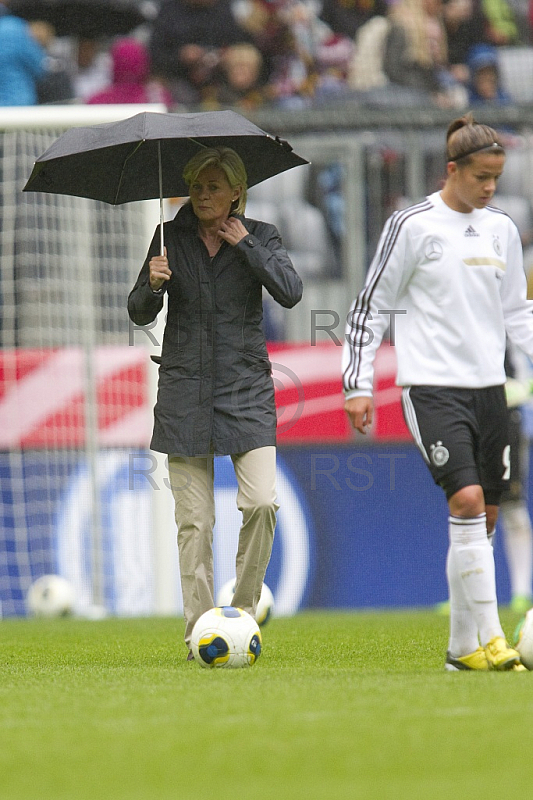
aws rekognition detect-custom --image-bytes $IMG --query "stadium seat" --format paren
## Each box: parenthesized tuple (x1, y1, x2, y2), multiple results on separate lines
(493, 194, 533, 242)
(493, 146, 533, 200)
(497, 47, 533, 104)
(246, 166, 309, 204)
(276, 200, 336, 278)
(244, 200, 281, 228)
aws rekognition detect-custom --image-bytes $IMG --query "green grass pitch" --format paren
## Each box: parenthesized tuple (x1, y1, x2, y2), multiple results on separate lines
(1, 609, 532, 800)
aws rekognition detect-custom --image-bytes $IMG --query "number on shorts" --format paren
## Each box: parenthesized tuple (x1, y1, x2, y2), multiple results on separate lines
(502, 444, 511, 481)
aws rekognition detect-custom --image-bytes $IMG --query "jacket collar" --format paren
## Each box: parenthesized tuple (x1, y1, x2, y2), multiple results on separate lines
(173, 201, 245, 230)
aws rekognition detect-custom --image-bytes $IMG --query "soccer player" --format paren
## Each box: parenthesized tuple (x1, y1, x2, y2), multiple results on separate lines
(343, 113, 532, 671)
(500, 346, 533, 613)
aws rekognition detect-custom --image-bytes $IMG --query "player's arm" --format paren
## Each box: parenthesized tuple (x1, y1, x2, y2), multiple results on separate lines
(342, 211, 412, 433)
(501, 222, 533, 358)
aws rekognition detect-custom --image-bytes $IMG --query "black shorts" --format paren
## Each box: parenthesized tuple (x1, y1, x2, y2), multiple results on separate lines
(401, 385, 510, 505)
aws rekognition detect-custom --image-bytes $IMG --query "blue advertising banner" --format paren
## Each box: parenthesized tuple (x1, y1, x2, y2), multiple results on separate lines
(279, 443, 518, 608)
(0, 444, 521, 616)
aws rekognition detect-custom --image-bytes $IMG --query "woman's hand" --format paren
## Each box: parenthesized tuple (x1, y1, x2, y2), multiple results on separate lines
(218, 217, 248, 246)
(149, 247, 171, 291)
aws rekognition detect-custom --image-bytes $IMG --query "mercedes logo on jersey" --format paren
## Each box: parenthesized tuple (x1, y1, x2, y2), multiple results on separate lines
(425, 240, 443, 261)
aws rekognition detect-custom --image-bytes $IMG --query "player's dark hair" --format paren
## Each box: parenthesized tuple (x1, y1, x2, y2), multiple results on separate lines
(446, 113, 505, 163)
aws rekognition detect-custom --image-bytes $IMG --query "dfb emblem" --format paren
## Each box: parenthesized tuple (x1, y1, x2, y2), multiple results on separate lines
(430, 441, 449, 467)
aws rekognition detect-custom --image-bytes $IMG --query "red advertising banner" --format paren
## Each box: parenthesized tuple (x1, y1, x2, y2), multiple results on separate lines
(270, 340, 410, 443)
(0, 341, 410, 448)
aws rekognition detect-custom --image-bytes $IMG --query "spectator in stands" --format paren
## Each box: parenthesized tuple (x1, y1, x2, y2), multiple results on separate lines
(243, 1, 313, 108)
(319, 0, 389, 39)
(384, 0, 466, 107)
(0, 0, 47, 105)
(509, 0, 531, 39)
(347, 14, 391, 92)
(205, 43, 267, 110)
(443, 0, 490, 85)
(467, 43, 512, 105)
(313, 22, 356, 100)
(258, 0, 353, 108)
(148, 0, 253, 106)
(528, 0, 533, 40)
(482, 0, 519, 43)
(72, 39, 112, 101)
(87, 37, 172, 107)
(28, 21, 74, 104)
(237, 0, 306, 107)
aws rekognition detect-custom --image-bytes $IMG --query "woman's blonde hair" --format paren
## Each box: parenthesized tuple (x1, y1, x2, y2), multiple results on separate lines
(446, 112, 505, 163)
(183, 146, 248, 215)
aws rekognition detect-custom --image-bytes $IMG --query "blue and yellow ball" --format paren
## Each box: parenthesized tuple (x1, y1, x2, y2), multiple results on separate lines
(191, 606, 262, 668)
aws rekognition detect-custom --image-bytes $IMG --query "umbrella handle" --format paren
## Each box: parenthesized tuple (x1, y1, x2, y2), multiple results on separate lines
(160, 197, 164, 257)
(158, 141, 164, 256)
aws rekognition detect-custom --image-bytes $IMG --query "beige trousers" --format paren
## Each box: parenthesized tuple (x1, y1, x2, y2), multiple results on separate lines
(168, 446, 279, 645)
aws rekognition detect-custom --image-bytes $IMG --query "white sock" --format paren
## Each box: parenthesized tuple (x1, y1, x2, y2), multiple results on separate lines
(446, 542, 479, 656)
(449, 514, 504, 647)
(500, 501, 533, 598)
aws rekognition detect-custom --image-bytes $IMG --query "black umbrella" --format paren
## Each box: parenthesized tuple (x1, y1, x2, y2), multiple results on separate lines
(23, 110, 309, 253)
(10, 0, 149, 38)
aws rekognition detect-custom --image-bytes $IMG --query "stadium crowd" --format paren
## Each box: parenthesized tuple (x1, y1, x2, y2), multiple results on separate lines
(1, 0, 532, 110)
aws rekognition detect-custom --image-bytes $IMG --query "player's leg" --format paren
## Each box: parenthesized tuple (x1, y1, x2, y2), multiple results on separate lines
(469, 385, 524, 668)
(230, 446, 279, 618)
(447, 485, 510, 651)
(168, 454, 215, 652)
(402, 387, 483, 664)
(499, 408, 533, 612)
(403, 386, 522, 670)
(501, 500, 533, 611)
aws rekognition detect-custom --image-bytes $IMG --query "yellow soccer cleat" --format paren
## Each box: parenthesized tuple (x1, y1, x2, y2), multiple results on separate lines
(445, 646, 489, 671)
(484, 637, 521, 670)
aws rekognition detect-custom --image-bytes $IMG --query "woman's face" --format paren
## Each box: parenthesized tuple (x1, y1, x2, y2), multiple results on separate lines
(447, 151, 505, 212)
(189, 165, 240, 225)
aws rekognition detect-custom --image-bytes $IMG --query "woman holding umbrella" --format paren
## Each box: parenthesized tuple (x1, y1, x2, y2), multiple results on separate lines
(128, 147, 303, 659)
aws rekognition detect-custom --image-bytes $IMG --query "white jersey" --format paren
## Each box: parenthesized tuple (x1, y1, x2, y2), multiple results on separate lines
(343, 191, 533, 397)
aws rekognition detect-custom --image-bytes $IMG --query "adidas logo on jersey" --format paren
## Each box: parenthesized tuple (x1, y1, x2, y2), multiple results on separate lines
(464, 225, 479, 237)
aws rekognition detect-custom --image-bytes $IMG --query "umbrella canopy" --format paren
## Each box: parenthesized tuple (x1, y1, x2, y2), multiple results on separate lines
(10, 0, 148, 38)
(23, 110, 309, 204)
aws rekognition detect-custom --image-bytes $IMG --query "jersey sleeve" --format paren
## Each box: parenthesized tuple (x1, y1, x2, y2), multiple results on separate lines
(342, 211, 414, 397)
(501, 221, 533, 359)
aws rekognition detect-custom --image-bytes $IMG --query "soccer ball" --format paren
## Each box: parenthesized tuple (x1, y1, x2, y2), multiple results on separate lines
(216, 579, 274, 626)
(191, 606, 262, 668)
(26, 575, 75, 618)
(513, 607, 533, 670)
